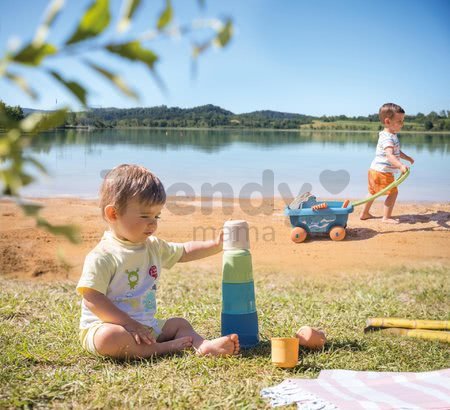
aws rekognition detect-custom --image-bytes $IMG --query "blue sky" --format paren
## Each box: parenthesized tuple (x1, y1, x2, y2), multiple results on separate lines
(0, 0, 449, 116)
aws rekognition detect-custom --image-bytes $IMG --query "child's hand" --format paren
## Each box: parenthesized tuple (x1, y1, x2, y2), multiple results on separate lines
(124, 321, 156, 345)
(215, 229, 224, 247)
(179, 229, 224, 262)
(400, 164, 409, 174)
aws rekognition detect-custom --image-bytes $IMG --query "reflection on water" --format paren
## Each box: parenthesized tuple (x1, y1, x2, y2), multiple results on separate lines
(30, 129, 449, 154)
(16, 129, 450, 201)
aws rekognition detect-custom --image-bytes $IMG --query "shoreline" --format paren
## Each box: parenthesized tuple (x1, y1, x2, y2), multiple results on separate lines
(59, 126, 450, 135)
(1, 197, 449, 283)
(7, 195, 450, 205)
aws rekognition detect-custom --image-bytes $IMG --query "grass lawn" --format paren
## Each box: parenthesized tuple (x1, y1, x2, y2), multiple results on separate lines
(1, 266, 449, 409)
(300, 120, 424, 131)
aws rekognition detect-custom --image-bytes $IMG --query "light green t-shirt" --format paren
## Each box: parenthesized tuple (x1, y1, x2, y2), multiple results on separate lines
(77, 231, 184, 331)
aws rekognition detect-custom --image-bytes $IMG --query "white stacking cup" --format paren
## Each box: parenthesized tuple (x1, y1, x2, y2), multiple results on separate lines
(223, 220, 250, 250)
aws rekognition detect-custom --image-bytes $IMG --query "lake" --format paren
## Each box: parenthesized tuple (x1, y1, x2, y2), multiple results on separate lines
(20, 129, 450, 202)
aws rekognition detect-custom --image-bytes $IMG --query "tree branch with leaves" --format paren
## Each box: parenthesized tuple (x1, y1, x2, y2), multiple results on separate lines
(0, 0, 233, 243)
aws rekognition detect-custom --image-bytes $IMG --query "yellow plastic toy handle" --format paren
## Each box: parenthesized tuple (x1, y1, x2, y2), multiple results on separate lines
(352, 168, 411, 207)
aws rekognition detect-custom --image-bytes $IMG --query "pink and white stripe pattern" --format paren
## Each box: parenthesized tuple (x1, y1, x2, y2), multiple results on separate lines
(261, 369, 450, 409)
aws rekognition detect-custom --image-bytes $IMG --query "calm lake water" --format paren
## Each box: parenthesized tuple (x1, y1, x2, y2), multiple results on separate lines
(20, 129, 450, 202)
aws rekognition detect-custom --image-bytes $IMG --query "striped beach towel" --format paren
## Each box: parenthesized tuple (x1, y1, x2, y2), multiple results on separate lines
(261, 369, 450, 409)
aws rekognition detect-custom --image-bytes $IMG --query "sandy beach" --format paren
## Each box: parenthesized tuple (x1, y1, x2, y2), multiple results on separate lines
(1, 197, 449, 282)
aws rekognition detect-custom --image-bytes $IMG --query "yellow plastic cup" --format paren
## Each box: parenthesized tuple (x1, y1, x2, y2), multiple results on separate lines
(271, 337, 299, 368)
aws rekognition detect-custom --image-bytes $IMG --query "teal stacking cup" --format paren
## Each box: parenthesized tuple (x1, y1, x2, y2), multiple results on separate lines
(222, 282, 256, 313)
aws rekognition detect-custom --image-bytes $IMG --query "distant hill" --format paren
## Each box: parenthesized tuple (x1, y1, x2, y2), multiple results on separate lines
(60, 104, 318, 129)
(22, 108, 53, 115)
(18, 103, 450, 131)
(243, 110, 309, 120)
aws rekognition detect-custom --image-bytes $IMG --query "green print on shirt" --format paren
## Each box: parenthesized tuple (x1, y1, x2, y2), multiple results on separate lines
(125, 268, 139, 289)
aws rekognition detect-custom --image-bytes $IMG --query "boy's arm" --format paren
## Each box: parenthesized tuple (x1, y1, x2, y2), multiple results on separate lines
(385, 147, 408, 173)
(81, 288, 156, 345)
(179, 231, 223, 263)
(400, 150, 414, 164)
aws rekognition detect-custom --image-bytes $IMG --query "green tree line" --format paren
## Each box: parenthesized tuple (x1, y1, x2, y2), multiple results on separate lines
(0, 100, 24, 123)
(61, 104, 450, 130)
(61, 104, 450, 131)
(2, 100, 450, 131)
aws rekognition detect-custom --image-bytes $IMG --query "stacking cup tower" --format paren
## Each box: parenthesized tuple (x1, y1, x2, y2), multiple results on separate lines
(221, 220, 259, 348)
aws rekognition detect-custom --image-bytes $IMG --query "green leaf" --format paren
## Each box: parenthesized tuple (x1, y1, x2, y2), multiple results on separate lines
(4, 72, 38, 100)
(85, 61, 138, 100)
(12, 43, 57, 66)
(66, 0, 111, 45)
(16, 198, 81, 244)
(0, 129, 23, 157)
(106, 41, 158, 70)
(36, 217, 82, 244)
(192, 43, 209, 59)
(20, 202, 44, 217)
(50, 71, 87, 106)
(1, 169, 35, 194)
(215, 19, 233, 47)
(24, 156, 48, 175)
(33, 0, 65, 46)
(157, 0, 173, 30)
(0, 101, 21, 130)
(20, 109, 67, 134)
(117, 0, 141, 32)
(42, 0, 65, 28)
(191, 19, 233, 60)
(0, 134, 11, 156)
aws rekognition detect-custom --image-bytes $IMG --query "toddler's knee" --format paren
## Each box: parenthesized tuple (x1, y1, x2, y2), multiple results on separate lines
(94, 325, 130, 357)
(170, 317, 193, 330)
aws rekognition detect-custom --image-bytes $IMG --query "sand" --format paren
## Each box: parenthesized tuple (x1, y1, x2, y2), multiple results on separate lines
(1, 197, 449, 282)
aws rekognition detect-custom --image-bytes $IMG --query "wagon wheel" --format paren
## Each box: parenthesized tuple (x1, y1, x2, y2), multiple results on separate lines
(291, 227, 307, 243)
(329, 226, 346, 241)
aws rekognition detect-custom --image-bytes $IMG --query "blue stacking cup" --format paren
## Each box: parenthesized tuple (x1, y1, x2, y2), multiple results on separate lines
(221, 311, 259, 348)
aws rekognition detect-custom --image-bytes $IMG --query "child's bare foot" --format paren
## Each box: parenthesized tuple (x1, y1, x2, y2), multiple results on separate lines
(163, 336, 193, 353)
(196, 334, 240, 357)
(360, 213, 375, 220)
(382, 217, 399, 224)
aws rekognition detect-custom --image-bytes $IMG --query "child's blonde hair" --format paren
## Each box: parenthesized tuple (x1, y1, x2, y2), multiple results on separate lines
(100, 164, 166, 217)
(379, 103, 405, 124)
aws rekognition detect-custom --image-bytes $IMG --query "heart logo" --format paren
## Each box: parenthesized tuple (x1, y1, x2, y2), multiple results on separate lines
(319, 169, 350, 194)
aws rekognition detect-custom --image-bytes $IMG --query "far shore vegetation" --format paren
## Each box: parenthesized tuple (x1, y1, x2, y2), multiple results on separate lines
(2, 100, 450, 133)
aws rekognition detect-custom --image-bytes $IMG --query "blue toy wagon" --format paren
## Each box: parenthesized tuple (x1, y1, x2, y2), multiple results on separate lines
(285, 194, 354, 242)
(285, 170, 410, 243)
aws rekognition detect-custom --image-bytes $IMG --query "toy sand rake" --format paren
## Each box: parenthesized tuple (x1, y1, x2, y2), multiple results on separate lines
(285, 169, 411, 242)
(365, 317, 450, 344)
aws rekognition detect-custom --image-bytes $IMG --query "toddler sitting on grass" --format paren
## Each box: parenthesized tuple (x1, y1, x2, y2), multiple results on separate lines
(77, 164, 239, 359)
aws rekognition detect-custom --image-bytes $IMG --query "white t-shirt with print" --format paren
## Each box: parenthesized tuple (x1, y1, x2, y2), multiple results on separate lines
(370, 130, 401, 173)
(77, 231, 184, 332)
